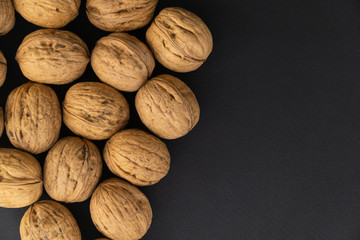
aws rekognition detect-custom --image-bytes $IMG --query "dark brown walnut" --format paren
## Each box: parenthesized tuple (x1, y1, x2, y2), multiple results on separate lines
(20, 200, 82, 240)
(16, 29, 90, 85)
(63, 82, 130, 140)
(104, 129, 170, 186)
(5, 82, 62, 154)
(0, 108, 3, 138)
(135, 74, 200, 139)
(0, 50, 7, 87)
(0, 0, 15, 36)
(91, 33, 155, 92)
(146, 7, 213, 72)
(44, 136, 102, 203)
(0, 148, 42, 208)
(90, 178, 152, 240)
(86, 0, 158, 32)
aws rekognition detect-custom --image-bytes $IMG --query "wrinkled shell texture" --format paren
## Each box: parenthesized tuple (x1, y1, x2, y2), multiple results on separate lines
(90, 178, 152, 240)
(5, 82, 62, 154)
(20, 200, 81, 240)
(16, 29, 90, 85)
(63, 82, 130, 140)
(0, 108, 3, 138)
(136, 74, 200, 139)
(0, 0, 15, 36)
(44, 136, 102, 203)
(146, 7, 213, 72)
(86, 0, 158, 32)
(0, 50, 7, 87)
(91, 32, 155, 92)
(13, 0, 80, 28)
(104, 129, 170, 186)
(0, 148, 42, 208)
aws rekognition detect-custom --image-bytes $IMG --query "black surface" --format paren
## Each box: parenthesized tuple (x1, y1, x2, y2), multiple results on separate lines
(3, 0, 360, 239)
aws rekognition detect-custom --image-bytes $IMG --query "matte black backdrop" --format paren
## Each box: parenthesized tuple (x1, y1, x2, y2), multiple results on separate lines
(2, 0, 360, 239)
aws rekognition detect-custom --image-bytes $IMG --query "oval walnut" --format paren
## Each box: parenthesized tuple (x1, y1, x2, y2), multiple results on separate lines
(0, 50, 7, 87)
(0, 108, 3, 138)
(0, 0, 15, 36)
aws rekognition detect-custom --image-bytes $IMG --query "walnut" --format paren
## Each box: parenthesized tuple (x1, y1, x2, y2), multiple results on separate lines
(16, 29, 90, 85)
(0, 50, 7, 87)
(0, 148, 42, 208)
(104, 129, 170, 186)
(13, 0, 80, 28)
(90, 178, 152, 240)
(0, 108, 3, 138)
(63, 82, 130, 140)
(44, 136, 102, 203)
(0, 0, 15, 36)
(91, 33, 155, 92)
(135, 74, 200, 139)
(5, 82, 62, 154)
(86, 0, 158, 32)
(146, 7, 213, 72)
(20, 200, 82, 240)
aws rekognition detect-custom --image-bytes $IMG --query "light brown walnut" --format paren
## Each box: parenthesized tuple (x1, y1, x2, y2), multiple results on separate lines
(0, 50, 7, 87)
(0, 108, 3, 138)
(0, 0, 15, 36)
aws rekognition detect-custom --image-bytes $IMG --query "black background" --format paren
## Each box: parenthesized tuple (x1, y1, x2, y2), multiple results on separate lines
(2, 0, 360, 239)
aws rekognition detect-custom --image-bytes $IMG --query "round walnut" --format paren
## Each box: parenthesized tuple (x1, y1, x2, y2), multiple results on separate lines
(20, 200, 82, 240)
(91, 33, 155, 92)
(63, 82, 130, 140)
(0, 107, 3, 138)
(146, 7, 213, 72)
(90, 178, 152, 240)
(0, 50, 7, 87)
(104, 129, 170, 186)
(136, 74, 200, 139)
(16, 29, 90, 85)
(0, 0, 15, 36)
(13, 0, 80, 28)
(44, 136, 102, 203)
(5, 82, 62, 154)
(86, 0, 158, 32)
(0, 148, 42, 208)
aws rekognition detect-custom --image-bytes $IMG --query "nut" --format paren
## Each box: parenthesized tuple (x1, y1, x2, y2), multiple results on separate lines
(146, 7, 213, 72)
(20, 200, 82, 240)
(16, 29, 90, 85)
(0, 50, 7, 87)
(63, 82, 130, 140)
(135, 74, 200, 139)
(0, 108, 3, 138)
(91, 33, 155, 92)
(104, 129, 170, 186)
(5, 82, 62, 154)
(90, 178, 152, 240)
(0, 148, 42, 208)
(0, 0, 15, 36)
(44, 136, 102, 203)
(86, 0, 158, 32)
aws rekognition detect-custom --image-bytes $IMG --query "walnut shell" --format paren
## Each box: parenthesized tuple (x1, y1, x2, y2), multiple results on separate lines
(146, 7, 213, 72)
(86, 0, 158, 32)
(16, 29, 90, 85)
(63, 82, 130, 140)
(135, 74, 200, 139)
(13, 0, 80, 28)
(91, 33, 155, 92)
(0, 108, 3, 138)
(5, 82, 62, 154)
(0, 0, 15, 36)
(0, 148, 42, 208)
(44, 136, 102, 203)
(0, 50, 7, 87)
(104, 129, 170, 186)
(90, 178, 152, 240)
(20, 200, 82, 240)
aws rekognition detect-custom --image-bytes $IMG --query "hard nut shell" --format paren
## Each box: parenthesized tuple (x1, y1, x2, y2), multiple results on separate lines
(0, 0, 15, 36)
(0, 50, 7, 87)
(0, 107, 3, 138)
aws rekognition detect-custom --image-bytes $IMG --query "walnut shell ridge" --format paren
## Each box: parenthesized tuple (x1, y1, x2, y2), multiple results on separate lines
(136, 74, 200, 139)
(90, 178, 152, 240)
(0, 107, 3, 138)
(91, 33, 155, 92)
(5, 82, 62, 154)
(20, 200, 82, 240)
(0, 0, 15, 36)
(0, 148, 43, 208)
(146, 7, 213, 72)
(16, 29, 90, 85)
(0, 50, 7, 87)
(44, 136, 102, 203)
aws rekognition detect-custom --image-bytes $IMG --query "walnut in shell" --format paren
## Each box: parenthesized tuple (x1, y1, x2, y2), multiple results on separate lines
(0, 50, 7, 87)
(0, 148, 42, 208)
(0, 0, 15, 36)
(135, 74, 200, 139)
(13, 0, 80, 28)
(63, 82, 130, 140)
(16, 29, 90, 85)
(104, 129, 170, 186)
(0, 108, 3, 138)
(90, 178, 152, 240)
(5, 82, 62, 154)
(146, 7, 213, 72)
(20, 200, 82, 240)
(91, 33, 155, 92)
(86, 0, 158, 32)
